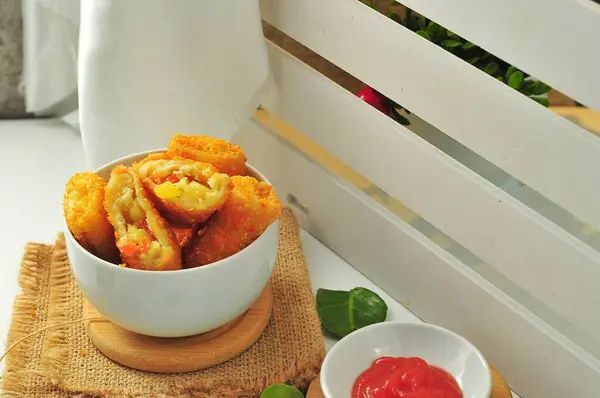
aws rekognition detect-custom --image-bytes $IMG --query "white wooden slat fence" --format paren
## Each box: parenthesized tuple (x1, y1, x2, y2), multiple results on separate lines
(249, 1, 600, 396)
(261, 0, 600, 234)
(262, 41, 600, 346)
(394, 0, 600, 112)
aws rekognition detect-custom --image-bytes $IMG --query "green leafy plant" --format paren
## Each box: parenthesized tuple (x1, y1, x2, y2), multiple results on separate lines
(316, 287, 388, 338)
(408, 12, 551, 99)
(357, 2, 552, 124)
(261, 384, 304, 398)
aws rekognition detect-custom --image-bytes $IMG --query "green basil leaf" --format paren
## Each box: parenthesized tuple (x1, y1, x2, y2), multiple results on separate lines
(416, 30, 432, 41)
(467, 56, 480, 65)
(390, 12, 402, 24)
(462, 42, 476, 50)
(442, 39, 463, 48)
(531, 96, 550, 107)
(316, 289, 353, 338)
(446, 29, 459, 38)
(427, 21, 445, 40)
(528, 81, 552, 95)
(508, 71, 524, 90)
(519, 79, 535, 95)
(316, 287, 388, 339)
(350, 288, 389, 330)
(261, 384, 304, 398)
(418, 15, 427, 30)
(483, 62, 499, 75)
(505, 66, 518, 80)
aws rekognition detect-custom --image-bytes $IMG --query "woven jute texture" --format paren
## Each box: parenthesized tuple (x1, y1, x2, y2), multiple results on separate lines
(1, 208, 325, 397)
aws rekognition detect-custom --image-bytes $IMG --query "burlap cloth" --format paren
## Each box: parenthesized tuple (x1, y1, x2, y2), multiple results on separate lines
(1, 208, 325, 397)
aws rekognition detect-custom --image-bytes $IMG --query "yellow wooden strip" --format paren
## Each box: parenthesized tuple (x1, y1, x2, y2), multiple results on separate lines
(551, 106, 600, 137)
(253, 108, 419, 223)
(252, 105, 599, 230)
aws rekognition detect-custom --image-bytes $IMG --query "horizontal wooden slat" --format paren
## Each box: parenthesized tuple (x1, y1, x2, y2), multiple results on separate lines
(261, 40, 600, 345)
(395, 0, 600, 112)
(233, 119, 600, 398)
(260, 0, 600, 233)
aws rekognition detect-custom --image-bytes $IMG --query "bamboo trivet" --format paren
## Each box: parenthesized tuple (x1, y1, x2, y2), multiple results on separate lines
(83, 285, 272, 373)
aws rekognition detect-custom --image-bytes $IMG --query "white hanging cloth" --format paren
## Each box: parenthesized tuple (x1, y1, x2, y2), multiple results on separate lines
(78, 0, 270, 169)
(21, 0, 80, 116)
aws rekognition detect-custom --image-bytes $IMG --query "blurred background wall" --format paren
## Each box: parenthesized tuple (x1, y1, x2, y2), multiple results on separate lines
(0, 0, 26, 118)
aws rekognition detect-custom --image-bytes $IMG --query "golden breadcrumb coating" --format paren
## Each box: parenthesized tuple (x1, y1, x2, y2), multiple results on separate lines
(133, 153, 232, 224)
(104, 165, 181, 271)
(63, 172, 120, 263)
(183, 175, 281, 268)
(166, 134, 247, 176)
(170, 224, 198, 248)
(134, 152, 172, 163)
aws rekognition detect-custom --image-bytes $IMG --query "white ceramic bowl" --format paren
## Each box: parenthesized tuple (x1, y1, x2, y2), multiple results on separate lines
(321, 321, 492, 398)
(64, 149, 279, 338)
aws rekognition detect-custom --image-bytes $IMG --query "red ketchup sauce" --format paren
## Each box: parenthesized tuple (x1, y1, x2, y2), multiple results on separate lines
(352, 356, 463, 398)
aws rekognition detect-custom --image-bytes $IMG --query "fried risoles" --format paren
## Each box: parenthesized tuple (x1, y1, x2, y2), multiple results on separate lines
(167, 134, 247, 176)
(63, 172, 120, 263)
(183, 175, 282, 268)
(170, 224, 199, 247)
(104, 165, 181, 271)
(134, 153, 232, 225)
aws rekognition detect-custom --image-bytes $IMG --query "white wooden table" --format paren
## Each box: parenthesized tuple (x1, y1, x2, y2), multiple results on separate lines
(0, 118, 418, 356)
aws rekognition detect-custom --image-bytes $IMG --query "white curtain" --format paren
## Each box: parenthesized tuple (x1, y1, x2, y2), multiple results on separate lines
(21, 0, 80, 125)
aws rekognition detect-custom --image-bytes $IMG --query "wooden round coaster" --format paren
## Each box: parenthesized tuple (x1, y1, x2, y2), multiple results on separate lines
(83, 285, 273, 373)
(490, 366, 512, 398)
(306, 365, 511, 398)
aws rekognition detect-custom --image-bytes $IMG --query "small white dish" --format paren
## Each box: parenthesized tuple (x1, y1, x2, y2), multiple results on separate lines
(64, 149, 279, 338)
(321, 321, 492, 398)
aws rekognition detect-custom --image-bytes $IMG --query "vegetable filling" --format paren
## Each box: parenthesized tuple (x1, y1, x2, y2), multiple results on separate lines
(146, 163, 228, 209)
(111, 175, 166, 264)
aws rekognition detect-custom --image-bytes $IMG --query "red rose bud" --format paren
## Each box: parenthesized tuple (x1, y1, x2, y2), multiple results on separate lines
(357, 86, 390, 114)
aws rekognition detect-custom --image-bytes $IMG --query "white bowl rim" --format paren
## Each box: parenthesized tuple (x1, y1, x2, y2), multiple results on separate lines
(63, 147, 279, 274)
(321, 320, 492, 398)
